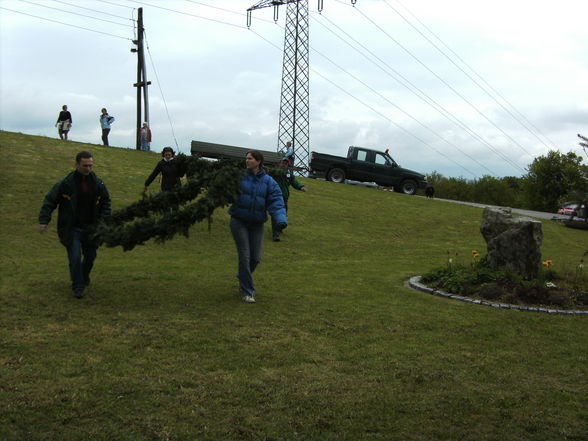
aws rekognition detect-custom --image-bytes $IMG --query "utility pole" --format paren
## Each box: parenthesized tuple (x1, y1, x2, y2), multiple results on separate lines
(247, 0, 357, 174)
(131, 7, 151, 150)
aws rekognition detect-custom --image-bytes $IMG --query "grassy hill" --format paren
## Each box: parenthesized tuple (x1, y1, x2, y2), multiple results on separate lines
(1, 130, 587, 441)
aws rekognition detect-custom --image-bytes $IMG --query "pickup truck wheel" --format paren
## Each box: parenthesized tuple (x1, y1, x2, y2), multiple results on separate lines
(327, 168, 346, 183)
(400, 179, 417, 195)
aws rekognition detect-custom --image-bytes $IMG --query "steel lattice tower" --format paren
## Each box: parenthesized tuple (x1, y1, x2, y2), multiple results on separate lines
(276, 1, 310, 173)
(247, 1, 357, 172)
(248, 0, 310, 174)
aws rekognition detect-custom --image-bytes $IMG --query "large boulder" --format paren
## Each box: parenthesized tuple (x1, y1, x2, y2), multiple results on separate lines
(480, 207, 543, 279)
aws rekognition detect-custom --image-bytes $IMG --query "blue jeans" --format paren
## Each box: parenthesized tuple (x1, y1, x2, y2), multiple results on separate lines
(67, 228, 97, 292)
(230, 217, 264, 297)
(140, 139, 150, 151)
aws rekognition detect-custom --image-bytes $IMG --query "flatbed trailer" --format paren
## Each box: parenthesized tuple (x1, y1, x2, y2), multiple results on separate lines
(191, 140, 283, 166)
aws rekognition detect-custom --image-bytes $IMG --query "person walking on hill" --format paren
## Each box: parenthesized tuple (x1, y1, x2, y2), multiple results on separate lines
(99, 108, 115, 146)
(143, 147, 185, 193)
(229, 150, 287, 303)
(272, 157, 307, 242)
(140, 121, 152, 151)
(38, 151, 111, 299)
(55, 105, 72, 140)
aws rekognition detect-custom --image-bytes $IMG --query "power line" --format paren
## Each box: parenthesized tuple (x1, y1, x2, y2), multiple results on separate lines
(326, 0, 524, 173)
(350, 3, 533, 161)
(383, 0, 559, 151)
(247, 28, 480, 177)
(312, 12, 526, 174)
(183, 0, 276, 25)
(310, 13, 501, 176)
(241, 10, 490, 177)
(311, 66, 480, 177)
(20, 0, 134, 28)
(0, 6, 132, 40)
(119, 0, 246, 30)
(50, 0, 135, 21)
(308, 33, 490, 176)
(144, 30, 180, 150)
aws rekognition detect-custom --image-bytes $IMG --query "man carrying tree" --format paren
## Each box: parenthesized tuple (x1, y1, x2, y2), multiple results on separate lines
(38, 151, 111, 299)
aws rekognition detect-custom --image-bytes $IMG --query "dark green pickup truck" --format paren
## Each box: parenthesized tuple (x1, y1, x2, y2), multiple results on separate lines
(309, 146, 428, 195)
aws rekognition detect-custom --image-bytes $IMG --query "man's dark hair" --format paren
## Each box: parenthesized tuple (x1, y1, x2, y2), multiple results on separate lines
(76, 151, 93, 164)
(247, 150, 264, 167)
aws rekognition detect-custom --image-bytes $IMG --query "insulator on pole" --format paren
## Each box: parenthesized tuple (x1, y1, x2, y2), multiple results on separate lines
(246, 10, 252, 27)
(318, 0, 323, 13)
(273, 4, 280, 22)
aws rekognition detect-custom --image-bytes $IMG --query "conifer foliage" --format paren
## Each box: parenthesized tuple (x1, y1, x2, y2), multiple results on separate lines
(95, 155, 282, 251)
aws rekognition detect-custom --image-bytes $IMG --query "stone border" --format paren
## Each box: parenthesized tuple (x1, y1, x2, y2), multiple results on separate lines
(408, 276, 588, 316)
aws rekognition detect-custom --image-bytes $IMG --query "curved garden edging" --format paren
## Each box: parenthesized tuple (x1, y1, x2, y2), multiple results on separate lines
(408, 276, 588, 316)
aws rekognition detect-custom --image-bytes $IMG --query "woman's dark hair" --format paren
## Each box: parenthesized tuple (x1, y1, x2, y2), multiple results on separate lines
(62, 105, 67, 110)
(161, 146, 175, 157)
(246, 150, 264, 167)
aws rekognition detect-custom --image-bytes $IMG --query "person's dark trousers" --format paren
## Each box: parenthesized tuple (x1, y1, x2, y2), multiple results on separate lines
(230, 217, 264, 298)
(101, 128, 110, 146)
(67, 227, 98, 292)
(272, 198, 288, 239)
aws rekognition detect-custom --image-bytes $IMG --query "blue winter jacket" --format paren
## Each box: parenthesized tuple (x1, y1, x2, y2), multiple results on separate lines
(229, 168, 287, 226)
(100, 114, 115, 129)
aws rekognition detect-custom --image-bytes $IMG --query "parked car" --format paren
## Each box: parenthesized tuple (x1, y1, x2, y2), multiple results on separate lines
(558, 202, 584, 216)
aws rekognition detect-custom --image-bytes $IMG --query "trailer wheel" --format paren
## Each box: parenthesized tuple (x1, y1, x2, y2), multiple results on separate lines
(400, 179, 417, 195)
(327, 168, 346, 183)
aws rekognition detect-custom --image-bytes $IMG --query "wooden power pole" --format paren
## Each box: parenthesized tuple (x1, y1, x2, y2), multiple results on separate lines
(132, 8, 151, 150)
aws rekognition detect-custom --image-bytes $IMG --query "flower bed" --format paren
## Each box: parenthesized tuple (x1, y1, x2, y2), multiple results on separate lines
(416, 252, 588, 313)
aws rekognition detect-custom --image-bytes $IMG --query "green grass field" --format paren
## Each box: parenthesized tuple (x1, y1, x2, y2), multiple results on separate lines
(1, 130, 587, 441)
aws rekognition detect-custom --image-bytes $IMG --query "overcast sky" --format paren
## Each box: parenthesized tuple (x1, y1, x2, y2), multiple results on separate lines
(1, 0, 587, 178)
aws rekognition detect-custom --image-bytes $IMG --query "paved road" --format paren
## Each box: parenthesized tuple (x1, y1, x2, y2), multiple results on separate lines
(325, 178, 567, 221)
(419, 197, 566, 221)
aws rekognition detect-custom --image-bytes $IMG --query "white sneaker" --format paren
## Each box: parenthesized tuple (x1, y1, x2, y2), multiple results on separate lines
(242, 295, 256, 303)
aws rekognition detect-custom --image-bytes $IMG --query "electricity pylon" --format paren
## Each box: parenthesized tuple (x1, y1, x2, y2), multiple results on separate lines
(247, 0, 357, 173)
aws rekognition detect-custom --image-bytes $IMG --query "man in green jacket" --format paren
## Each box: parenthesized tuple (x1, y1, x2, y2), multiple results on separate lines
(272, 157, 307, 242)
(39, 151, 111, 298)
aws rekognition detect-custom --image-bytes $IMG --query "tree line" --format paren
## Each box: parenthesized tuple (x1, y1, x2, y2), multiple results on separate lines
(425, 140, 588, 213)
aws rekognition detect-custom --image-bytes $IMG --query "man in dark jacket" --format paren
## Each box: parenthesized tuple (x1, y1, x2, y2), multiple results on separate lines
(39, 151, 111, 298)
(143, 147, 185, 193)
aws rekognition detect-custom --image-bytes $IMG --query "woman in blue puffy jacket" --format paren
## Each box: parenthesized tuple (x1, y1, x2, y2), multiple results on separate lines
(228, 150, 287, 303)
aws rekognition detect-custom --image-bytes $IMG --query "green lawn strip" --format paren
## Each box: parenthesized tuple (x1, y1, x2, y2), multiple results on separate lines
(1, 131, 587, 441)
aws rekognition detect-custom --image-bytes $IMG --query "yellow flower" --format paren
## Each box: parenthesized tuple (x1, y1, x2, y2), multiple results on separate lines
(542, 260, 553, 267)
(471, 250, 480, 259)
